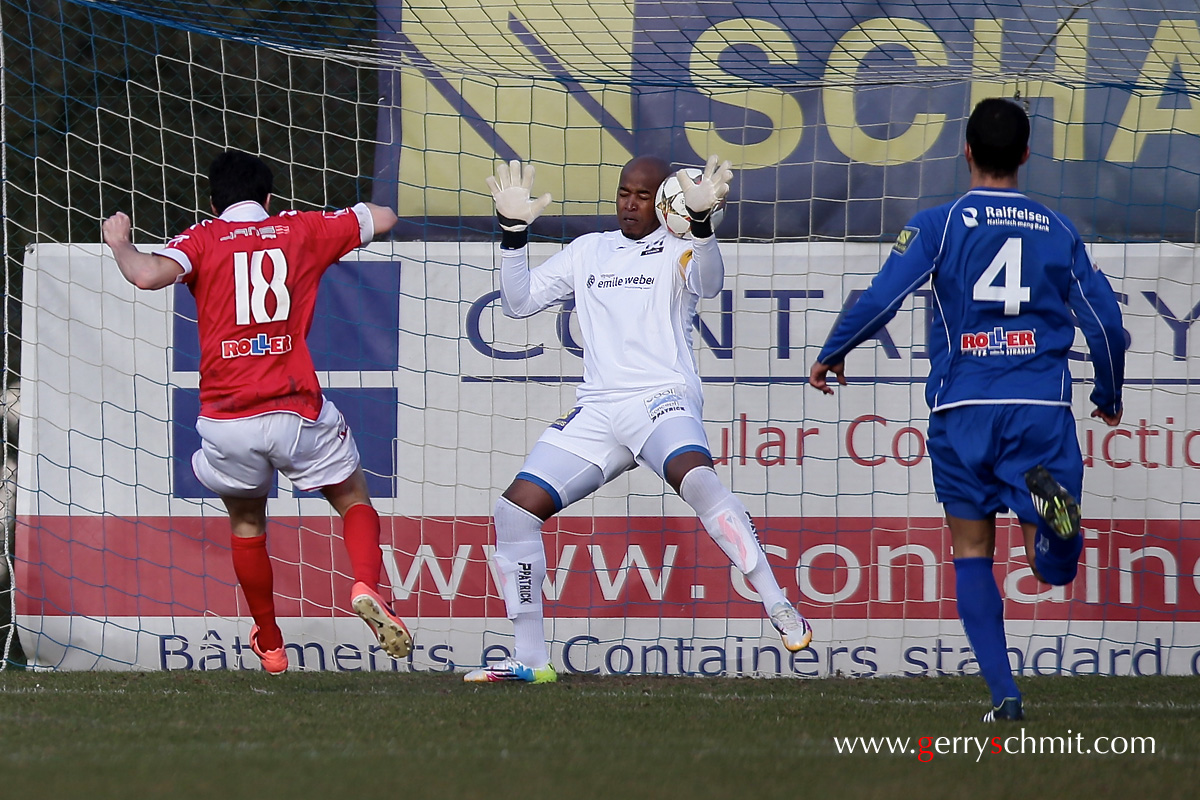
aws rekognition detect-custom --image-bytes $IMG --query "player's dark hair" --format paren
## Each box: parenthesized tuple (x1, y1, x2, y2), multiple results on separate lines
(209, 150, 274, 214)
(965, 98, 1029, 177)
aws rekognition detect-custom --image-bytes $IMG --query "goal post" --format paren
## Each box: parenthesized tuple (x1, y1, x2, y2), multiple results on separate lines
(4, 0, 1200, 675)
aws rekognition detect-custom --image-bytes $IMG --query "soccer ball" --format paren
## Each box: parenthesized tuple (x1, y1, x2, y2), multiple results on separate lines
(655, 168, 726, 238)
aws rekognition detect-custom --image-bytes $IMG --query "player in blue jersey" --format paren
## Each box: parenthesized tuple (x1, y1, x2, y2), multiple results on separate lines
(809, 98, 1125, 722)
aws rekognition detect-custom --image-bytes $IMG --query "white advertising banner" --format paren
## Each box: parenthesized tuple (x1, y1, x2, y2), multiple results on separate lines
(15, 241, 1200, 675)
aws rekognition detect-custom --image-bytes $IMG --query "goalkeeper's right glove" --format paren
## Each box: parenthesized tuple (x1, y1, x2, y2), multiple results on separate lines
(487, 160, 552, 247)
(677, 154, 732, 238)
(677, 155, 732, 217)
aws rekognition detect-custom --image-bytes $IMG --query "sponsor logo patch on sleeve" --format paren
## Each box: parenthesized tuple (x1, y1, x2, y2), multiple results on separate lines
(678, 249, 693, 281)
(892, 226, 919, 255)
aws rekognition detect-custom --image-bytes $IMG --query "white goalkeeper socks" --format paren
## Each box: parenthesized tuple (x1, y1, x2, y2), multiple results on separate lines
(745, 555, 789, 613)
(512, 615, 549, 669)
(493, 497, 550, 669)
(679, 466, 789, 613)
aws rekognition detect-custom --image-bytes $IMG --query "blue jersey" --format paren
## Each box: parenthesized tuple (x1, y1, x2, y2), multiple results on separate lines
(817, 188, 1125, 416)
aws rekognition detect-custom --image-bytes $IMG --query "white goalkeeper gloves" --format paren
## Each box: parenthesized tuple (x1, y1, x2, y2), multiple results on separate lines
(487, 160, 552, 232)
(678, 154, 733, 222)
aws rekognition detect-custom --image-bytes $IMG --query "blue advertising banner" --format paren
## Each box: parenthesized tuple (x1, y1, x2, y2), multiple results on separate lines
(374, 0, 1200, 241)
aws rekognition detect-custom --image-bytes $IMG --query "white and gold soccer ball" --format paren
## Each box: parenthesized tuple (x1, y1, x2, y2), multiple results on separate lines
(655, 168, 726, 238)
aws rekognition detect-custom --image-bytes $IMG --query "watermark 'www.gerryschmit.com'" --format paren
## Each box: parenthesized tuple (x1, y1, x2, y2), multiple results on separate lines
(834, 730, 1156, 762)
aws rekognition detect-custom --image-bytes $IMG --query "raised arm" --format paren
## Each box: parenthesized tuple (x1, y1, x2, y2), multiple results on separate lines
(486, 160, 570, 318)
(102, 212, 183, 290)
(678, 154, 732, 299)
(499, 247, 545, 319)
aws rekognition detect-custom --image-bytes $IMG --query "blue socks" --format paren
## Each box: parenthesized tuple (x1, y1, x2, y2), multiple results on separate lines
(1034, 521, 1084, 586)
(955, 557, 1020, 706)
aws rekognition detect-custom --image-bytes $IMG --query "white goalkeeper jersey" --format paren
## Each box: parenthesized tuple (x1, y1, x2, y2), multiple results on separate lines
(499, 226, 724, 402)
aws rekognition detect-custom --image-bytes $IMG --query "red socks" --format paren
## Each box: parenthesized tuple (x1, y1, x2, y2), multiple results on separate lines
(230, 506, 382, 650)
(230, 535, 282, 650)
(342, 504, 383, 589)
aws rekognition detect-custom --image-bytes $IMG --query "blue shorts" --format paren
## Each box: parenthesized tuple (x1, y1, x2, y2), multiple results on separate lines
(926, 404, 1083, 522)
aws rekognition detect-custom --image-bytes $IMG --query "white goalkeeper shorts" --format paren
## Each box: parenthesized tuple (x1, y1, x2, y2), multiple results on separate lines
(534, 385, 711, 482)
(192, 399, 361, 498)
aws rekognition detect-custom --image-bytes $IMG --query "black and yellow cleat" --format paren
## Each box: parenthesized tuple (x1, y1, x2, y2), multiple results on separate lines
(982, 697, 1024, 723)
(1025, 465, 1081, 541)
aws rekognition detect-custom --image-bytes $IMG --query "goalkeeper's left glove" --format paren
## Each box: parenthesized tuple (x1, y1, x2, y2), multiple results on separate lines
(487, 160, 552, 248)
(678, 154, 732, 236)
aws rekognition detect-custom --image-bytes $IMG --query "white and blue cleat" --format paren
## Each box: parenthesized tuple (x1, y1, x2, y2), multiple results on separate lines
(464, 657, 558, 684)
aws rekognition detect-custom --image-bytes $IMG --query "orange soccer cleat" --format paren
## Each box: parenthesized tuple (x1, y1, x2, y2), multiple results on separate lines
(350, 581, 414, 659)
(249, 624, 288, 675)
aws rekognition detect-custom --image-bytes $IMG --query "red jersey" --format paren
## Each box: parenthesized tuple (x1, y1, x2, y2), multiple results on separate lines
(157, 200, 371, 420)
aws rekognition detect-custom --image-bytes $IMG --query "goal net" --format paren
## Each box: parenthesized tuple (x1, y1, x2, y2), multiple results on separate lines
(3, 0, 1199, 676)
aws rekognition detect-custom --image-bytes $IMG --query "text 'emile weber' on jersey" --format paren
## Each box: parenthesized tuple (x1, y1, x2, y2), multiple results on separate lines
(503, 228, 718, 401)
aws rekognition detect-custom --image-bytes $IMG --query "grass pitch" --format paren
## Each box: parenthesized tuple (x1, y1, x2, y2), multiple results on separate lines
(1, 671, 1197, 799)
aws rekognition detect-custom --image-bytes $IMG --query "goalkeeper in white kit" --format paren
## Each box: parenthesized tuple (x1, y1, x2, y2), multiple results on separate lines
(465, 155, 813, 683)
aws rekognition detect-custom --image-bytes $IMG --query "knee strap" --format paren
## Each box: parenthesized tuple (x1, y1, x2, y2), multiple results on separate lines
(492, 497, 546, 619)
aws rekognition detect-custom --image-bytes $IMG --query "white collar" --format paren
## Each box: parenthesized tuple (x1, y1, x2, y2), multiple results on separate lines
(218, 200, 270, 222)
(617, 225, 665, 244)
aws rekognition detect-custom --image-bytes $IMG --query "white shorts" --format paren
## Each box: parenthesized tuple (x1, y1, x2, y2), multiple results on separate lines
(192, 399, 361, 498)
(536, 385, 710, 481)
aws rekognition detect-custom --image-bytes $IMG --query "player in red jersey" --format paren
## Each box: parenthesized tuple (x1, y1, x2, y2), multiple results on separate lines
(102, 149, 411, 674)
